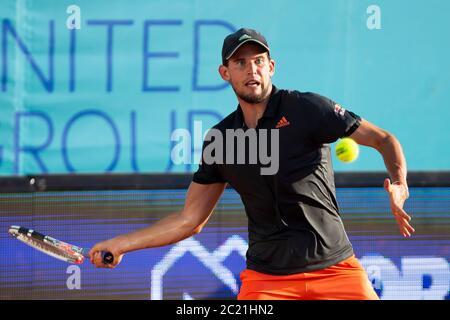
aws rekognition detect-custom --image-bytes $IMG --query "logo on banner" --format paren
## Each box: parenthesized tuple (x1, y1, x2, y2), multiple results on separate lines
(150, 235, 247, 300)
(150, 236, 450, 300)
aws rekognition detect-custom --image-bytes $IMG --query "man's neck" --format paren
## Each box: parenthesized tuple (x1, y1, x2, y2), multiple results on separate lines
(238, 86, 272, 129)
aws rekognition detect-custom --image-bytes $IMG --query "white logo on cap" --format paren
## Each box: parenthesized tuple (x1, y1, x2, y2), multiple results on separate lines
(239, 34, 252, 41)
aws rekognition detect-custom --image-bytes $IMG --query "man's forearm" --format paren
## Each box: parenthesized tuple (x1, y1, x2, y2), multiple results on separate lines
(377, 134, 408, 186)
(112, 212, 201, 254)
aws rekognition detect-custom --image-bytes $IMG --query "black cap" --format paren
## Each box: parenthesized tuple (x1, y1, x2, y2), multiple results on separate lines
(221, 28, 270, 65)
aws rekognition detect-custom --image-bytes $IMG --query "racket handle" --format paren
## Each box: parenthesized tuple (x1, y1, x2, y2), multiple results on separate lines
(102, 251, 114, 264)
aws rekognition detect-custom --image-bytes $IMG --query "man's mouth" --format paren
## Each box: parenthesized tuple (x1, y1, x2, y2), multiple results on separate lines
(245, 80, 261, 87)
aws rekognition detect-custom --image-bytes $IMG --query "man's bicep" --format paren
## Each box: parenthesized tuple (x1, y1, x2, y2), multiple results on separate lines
(349, 119, 390, 149)
(181, 182, 227, 226)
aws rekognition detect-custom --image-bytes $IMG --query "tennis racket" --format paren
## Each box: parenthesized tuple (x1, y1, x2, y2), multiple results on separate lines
(8, 225, 113, 265)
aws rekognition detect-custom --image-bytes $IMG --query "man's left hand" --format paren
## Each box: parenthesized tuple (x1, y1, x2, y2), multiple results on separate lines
(384, 178, 415, 237)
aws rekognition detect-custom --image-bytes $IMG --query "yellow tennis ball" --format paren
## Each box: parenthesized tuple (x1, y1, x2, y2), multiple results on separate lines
(335, 138, 359, 162)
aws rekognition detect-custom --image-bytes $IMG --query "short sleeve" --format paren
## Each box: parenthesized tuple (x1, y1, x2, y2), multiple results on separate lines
(192, 138, 226, 184)
(305, 93, 361, 144)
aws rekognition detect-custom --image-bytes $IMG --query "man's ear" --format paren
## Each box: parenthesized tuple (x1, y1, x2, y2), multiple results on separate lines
(269, 59, 275, 77)
(218, 65, 230, 81)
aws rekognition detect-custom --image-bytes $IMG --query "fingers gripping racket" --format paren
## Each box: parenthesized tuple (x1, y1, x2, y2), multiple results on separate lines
(8, 225, 113, 265)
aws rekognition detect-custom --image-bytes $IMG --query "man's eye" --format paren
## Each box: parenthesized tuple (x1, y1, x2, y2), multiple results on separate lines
(255, 57, 263, 64)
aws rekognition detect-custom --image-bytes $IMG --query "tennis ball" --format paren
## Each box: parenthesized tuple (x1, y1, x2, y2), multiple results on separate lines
(335, 138, 359, 163)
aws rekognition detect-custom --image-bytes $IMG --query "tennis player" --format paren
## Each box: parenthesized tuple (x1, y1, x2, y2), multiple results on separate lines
(90, 28, 414, 300)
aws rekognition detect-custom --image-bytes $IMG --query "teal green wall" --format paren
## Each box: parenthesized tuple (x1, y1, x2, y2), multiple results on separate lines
(1, 0, 448, 175)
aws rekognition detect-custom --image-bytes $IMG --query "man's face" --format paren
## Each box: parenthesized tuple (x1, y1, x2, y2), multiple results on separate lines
(219, 43, 275, 104)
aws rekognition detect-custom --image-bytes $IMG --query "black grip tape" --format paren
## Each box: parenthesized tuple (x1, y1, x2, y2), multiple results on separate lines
(102, 251, 114, 264)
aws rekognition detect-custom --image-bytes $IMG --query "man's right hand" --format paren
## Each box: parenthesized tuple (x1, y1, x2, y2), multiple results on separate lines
(89, 237, 126, 268)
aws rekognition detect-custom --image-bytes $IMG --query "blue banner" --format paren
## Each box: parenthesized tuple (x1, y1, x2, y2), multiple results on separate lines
(1, 187, 449, 299)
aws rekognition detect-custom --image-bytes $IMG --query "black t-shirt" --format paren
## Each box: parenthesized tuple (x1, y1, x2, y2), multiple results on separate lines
(193, 86, 361, 275)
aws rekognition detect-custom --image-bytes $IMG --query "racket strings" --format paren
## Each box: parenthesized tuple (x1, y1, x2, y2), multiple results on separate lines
(17, 234, 79, 262)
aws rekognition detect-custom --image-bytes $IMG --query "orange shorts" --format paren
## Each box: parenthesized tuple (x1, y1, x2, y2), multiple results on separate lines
(237, 255, 379, 300)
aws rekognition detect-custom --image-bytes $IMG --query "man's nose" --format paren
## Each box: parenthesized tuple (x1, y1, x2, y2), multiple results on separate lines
(247, 61, 258, 74)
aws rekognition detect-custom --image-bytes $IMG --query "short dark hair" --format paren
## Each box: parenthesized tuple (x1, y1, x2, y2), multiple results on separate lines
(223, 51, 271, 67)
